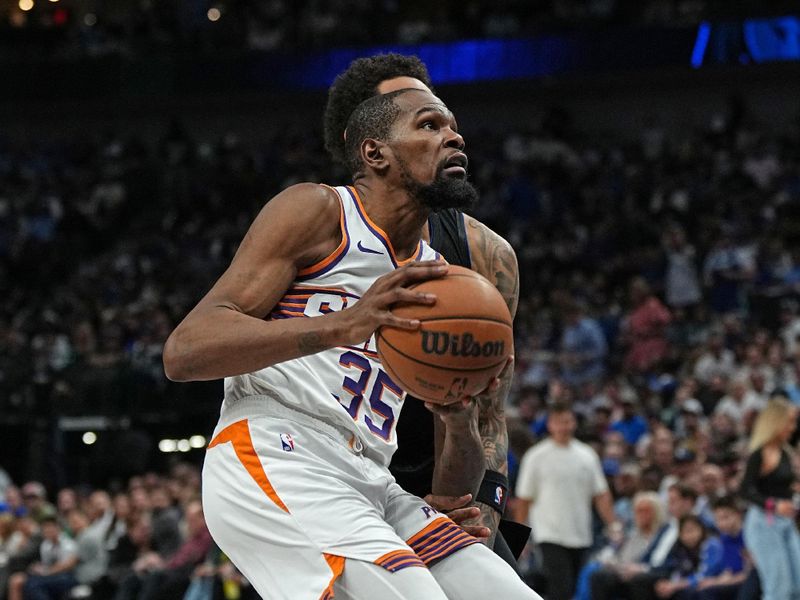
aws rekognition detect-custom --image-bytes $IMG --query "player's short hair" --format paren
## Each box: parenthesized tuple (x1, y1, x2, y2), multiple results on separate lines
(344, 90, 406, 178)
(324, 53, 434, 166)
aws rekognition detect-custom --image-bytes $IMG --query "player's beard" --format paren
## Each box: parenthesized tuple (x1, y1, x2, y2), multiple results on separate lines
(397, 156, 479, 211)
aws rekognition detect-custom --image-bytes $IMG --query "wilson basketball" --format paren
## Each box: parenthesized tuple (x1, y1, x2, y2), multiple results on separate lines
(376, 265, 513, 405)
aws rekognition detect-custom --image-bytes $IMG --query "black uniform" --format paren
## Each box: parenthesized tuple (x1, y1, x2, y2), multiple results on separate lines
(389, 209, 529, 569)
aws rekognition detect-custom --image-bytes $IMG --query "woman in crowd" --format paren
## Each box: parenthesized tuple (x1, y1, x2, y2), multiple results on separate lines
(574, 491, 666, 600)
(739, 397, 800, 600)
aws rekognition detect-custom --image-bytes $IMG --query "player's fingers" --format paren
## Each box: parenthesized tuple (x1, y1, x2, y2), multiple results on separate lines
(381, 288, 437, 306)
(445, 506, 481, 524)
(382, 313, 421, 330)
(423, 493, 472, 511)
(475, 359, 513, 396)
(460, 525, 491, 539)
(394, 262, 448, 285)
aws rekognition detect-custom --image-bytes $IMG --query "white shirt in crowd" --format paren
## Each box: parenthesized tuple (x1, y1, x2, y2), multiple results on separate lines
(516, 437, 608, 548)
(40, 533, 78, 567)
(693, 349, 736, 384)
(714, 391, 766, 422)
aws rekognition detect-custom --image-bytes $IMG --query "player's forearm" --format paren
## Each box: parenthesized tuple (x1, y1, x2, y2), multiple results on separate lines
(164, 306, 350, 382)
(432, 417, 484, 498)
(468, 360, 513, 545)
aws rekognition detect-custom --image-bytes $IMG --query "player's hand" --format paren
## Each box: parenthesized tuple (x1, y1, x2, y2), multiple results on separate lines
(423, 493, 491, 540)
(339, 260, 448, 344)
(424, 396, 478, 429)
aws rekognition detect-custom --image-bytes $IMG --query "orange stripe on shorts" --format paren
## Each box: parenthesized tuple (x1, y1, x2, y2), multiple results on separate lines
(319, 553, 345, 600)
(208, 419, 289, 513)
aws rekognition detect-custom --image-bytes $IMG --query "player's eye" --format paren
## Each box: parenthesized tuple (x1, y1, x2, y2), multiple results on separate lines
(421, 120, 437, 131)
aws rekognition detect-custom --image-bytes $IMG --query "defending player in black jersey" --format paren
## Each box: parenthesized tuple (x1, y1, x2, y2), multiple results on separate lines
(324, 54, 530, 566)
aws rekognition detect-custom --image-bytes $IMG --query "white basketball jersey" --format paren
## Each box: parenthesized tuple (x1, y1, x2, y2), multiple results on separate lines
(222, 185, 440, 465)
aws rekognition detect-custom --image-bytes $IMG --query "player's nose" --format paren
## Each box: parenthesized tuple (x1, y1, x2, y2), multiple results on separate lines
(444, 128, 465, 151)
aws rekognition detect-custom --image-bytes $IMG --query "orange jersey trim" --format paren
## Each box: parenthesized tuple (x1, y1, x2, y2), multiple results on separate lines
(348, 186, 422, 267)
(208, 419, 289, 513)
(297, 190, 349, 278)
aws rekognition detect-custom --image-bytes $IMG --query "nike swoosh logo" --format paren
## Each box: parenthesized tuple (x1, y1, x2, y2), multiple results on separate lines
(357, 241, 384, 255)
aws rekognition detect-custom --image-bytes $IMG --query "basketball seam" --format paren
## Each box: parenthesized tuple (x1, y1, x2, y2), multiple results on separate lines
(406, 272, 493, 291)
(376, 332, 508, 373)
(374, 346, 419, 399)
(410, 316, 512, 326)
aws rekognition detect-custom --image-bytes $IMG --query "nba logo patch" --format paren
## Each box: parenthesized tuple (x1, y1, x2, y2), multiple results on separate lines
(280, 433, 294, 452)
(494, 486, 503, 506)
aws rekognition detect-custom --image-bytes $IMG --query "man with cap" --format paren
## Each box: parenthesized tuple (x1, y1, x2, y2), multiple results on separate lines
(21, 482, 57, 525)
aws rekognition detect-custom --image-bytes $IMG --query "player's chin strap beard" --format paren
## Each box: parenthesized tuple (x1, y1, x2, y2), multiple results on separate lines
(395, 155, 477, 212)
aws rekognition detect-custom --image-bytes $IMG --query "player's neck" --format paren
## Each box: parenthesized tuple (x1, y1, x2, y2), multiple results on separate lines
(354, 182, 429, 259)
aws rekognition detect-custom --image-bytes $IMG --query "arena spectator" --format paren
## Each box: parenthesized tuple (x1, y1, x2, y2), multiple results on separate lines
(9, 515, 77, 600)
(575, 491, 666, 600)
(590, 483, 699, 599)
(622, 277, 672, 374)
(714, 377, 764, 426)
(662, 227, 702, 310)
(558, 299, 609, 387)
(611, 397, 650, 446)
(651, 515, 712, 599)
(516, 402, 618, 600)
(702, 232, 755, 315)
(19, 484, 56, 525)
(114, 500, 211, 600)
(693, 333, 736, 386)
(739, 398, 800, 600)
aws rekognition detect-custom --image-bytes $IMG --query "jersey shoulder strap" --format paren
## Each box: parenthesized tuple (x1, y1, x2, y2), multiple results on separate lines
(427, 209, 471, 268)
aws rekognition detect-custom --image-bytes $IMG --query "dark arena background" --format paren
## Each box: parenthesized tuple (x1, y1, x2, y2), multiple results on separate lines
(3, 1, 800, 599)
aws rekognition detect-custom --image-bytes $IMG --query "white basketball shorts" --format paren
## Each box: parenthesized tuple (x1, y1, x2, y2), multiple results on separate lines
(202, 399, 478, 600)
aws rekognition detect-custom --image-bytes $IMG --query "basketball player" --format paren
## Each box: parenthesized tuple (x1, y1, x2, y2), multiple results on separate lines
(164, 89, 539, 599)
(324, 54, 526, 559)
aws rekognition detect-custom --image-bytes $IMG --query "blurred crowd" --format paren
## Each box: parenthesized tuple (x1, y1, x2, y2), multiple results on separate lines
(4, 87, 800, 597)
(0, 0, 787, 59)
(0, 464, 257, 600)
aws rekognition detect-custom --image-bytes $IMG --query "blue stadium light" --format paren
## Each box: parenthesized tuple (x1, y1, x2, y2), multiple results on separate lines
(279, 37, 579, 89)
(743, 15, 800, 63)
(691, 22, 711, 68)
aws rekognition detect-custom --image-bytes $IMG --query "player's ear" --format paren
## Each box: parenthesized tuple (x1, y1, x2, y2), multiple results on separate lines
(361, 138, 390, 174)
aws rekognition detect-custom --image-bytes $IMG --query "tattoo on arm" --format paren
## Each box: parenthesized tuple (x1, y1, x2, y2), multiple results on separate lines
(298, 332, 326, 354)
(466, 219, 519, 318)
(468, 362, 512, 545)
(465, 218, 520, 545)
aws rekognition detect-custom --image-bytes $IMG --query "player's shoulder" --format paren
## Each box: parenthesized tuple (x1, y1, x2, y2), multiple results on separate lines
(245, 183, 343, 261)
(462, 214, 515, 259)
(254, 183, 341, 233)
(266, 182, 341, 214)
(462, 213, 519, 316)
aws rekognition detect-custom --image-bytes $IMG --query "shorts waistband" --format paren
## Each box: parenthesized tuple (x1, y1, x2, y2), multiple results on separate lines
(216, 395, 361, 450)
